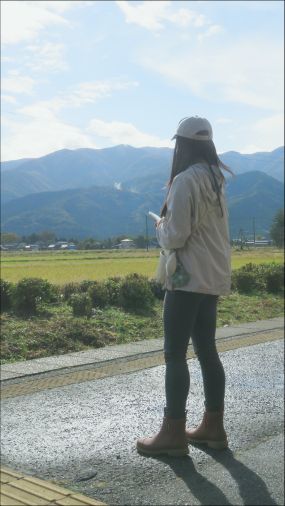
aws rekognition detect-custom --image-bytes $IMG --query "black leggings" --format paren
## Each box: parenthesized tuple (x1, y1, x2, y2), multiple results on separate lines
(163, 290, 225, 418)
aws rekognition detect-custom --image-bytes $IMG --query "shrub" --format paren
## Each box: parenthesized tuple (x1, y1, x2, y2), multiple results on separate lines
(61, 282, 83, 302)
(104, 277, 122, 306)
(231, 262, 284, 294)
(232, 271, 258, 293)
(119, 273, 155, 314)
(61, 280, 97, 302)
(231, 263, 262, 293)
(148, 278, 165, 300)
(61, 282, 82, 301)
(263, 263, 284, 293)
(79, 280, 97, 292)
(0, 280, 14, 312)
(88, 281, 110, 308)
(69, 293, 92, 318)
(13, 278, 58, 316)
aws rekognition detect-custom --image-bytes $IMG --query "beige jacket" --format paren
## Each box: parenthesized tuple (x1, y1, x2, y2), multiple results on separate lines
(156, 163, 231, 295)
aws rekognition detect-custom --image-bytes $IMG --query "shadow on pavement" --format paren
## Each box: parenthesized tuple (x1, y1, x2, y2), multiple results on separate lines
(156, 454, 230, 506)
(206, 446, 278, 506)
(156, 445, 277, 506)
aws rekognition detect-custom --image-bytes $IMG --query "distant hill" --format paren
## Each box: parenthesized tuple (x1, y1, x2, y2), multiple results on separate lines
(220, 146, 284, 182)
(1, 171, 283, 239)
(1, 145, 172, 203)
(1, 185, 159, 239)
(1, 158, 33, 171)
(1, 145, 284, 203)
(225, 171, 284, 238)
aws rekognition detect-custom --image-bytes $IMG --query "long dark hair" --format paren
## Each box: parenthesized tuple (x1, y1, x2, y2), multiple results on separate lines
(161, 133, 234, 217)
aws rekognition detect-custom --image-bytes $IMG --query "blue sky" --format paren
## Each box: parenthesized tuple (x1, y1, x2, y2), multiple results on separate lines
(1, 0, 284, 160)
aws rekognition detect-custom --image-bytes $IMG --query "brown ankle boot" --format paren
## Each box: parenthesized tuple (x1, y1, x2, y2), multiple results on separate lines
(137, 415, 189, 457)
(186, 411, 228, 450)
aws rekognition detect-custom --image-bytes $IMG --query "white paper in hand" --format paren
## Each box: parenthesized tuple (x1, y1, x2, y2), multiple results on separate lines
(148, 211, 160, 222)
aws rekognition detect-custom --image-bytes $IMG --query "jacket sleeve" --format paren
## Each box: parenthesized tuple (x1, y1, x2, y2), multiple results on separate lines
(156, 173, 193, 250)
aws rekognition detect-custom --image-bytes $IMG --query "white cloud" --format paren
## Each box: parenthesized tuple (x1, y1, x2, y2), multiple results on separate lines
(1, 0, 91, 45)
(142, 35, 283, 112)
(1, 94, 17, 104)
(1, 56, 14, 63)
(2, 111, 96, 160)
(1, 111, 172, 160)
(39, 1, 86, 13)
(1, 79, 142, 159)
(198, 24, 223, 41)
(88, 118, 172, 148)
(2, 77, 138, 121)
(116, 0, 210, 31)
(1, 1, 68, 45)
(13, 79, 139, 117)
(65, 80, 139, 108)
(2, 72, 35, 94)
(25, 42, 68, 72)
(238, 114, 284, 153)
(18, 102, 60, 121)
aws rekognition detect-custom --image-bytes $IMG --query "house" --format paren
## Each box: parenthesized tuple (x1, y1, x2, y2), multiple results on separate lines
(3, 242, 25, 251)
(24, 244, 40, 251)
(119, 239, 135, 249)
(48, 242, 77, 250)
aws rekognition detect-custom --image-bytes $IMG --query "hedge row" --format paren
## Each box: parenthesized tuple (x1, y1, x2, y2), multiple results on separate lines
(231, 262, 284, 294)
(0, 274, 164, 317)
(1, 263, 283, 317)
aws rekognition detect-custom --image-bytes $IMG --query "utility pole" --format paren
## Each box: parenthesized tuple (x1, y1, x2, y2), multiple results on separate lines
(238, 228, 244, 250)
(145, 214, 149, 251)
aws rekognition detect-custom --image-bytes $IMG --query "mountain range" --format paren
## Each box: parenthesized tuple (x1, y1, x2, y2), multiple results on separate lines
(1, 145, 284, 239)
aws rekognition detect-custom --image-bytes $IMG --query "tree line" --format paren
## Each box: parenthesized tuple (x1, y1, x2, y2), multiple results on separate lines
(0, 231, 158, 250)
(1, 209, 284, 249)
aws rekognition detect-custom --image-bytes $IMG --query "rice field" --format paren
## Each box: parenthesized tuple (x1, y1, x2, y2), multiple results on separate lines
(1, 248, 283, 285)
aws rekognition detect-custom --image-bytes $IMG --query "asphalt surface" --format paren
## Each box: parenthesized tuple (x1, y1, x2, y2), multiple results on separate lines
(1, 334, 284, 505)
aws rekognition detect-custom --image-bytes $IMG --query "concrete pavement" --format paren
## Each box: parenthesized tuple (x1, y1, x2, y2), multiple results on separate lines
(1, 317, 284, 505)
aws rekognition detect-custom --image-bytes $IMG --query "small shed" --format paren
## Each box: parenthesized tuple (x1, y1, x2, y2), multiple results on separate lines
(119, 239, 135, 249)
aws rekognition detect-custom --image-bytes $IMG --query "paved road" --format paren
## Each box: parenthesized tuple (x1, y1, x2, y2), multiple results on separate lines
(1, 339, 284, 505)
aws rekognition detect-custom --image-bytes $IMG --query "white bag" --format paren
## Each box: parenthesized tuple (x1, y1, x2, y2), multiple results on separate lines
(156, 249, 177, 286)
(156, 250, 167, 285)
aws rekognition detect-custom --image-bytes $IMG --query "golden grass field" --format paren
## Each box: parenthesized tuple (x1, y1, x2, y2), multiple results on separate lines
(1, 247, 283, 285)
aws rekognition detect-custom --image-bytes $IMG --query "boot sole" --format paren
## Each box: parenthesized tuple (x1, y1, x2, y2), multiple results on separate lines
(137, 446, 189, 457)
(187, 437, 228, 450)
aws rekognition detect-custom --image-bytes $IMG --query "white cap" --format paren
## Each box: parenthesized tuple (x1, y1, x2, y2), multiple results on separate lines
(172, 116, 213, 141)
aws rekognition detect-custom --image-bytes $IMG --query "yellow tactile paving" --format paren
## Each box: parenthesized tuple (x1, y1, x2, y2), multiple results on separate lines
(0, 467, 105, 506)
(0, 469, 25, 484)
(1, 483, 51, 505)
(0, 494, 26, 505)
(1, 329, 283, 400)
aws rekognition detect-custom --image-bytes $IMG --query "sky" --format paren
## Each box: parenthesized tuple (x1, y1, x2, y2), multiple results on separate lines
(1, 0, 284, 161)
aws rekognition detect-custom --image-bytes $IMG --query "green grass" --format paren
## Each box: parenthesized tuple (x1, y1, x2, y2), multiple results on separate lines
(229, 247, 283, 269)
(1, 247, 283, 364)
(1, 248, 283, 284)
(1, 291, 283, 364)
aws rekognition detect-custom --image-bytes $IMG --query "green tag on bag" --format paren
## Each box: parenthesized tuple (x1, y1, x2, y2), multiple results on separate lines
(171, 260, 190, 288)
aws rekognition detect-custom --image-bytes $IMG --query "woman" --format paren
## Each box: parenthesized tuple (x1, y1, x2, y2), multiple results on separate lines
(137, 116, 233, 457)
